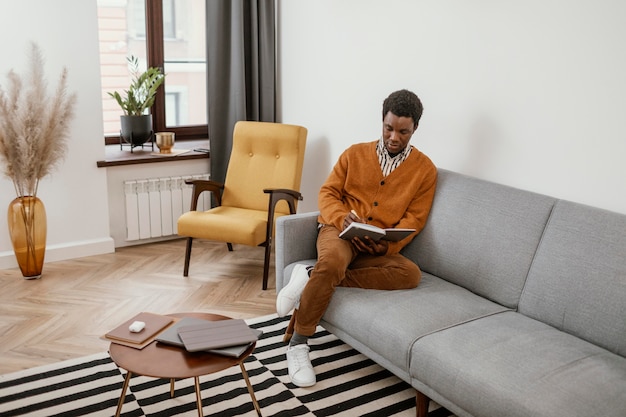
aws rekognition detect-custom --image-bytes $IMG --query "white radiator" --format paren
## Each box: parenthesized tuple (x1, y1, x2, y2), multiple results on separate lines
(124, 174, 210, 241)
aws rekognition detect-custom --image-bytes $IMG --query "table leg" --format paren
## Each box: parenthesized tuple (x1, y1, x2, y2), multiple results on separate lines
(115, 370, 132, 417)
(194, 376, 203, 417)
(240, 362, 262, 417)
(170, 379, 175, 397)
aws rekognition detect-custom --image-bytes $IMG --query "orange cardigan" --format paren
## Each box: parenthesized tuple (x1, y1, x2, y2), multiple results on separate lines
(318, 140, 437, 255)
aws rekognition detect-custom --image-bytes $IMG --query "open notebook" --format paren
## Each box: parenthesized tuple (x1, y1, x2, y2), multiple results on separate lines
(339, 222, 415, 242)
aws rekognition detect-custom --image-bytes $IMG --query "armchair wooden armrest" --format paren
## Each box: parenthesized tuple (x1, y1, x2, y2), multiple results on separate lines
(261, 188, 304, 289)
(185, 179, 224, 210)
(263, 188, 303, 216)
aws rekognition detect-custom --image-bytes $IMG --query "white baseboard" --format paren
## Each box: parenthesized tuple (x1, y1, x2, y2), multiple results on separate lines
(0, 237, 115, 270)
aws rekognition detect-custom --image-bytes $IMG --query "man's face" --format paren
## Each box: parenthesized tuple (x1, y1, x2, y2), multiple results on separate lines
(382, 111, 417, 155)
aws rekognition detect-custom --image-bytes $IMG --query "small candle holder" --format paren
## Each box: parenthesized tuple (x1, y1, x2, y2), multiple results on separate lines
(155, 132, 175, 154)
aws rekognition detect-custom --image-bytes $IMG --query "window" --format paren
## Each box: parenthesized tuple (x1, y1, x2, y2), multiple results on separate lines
(97, 0, 207, 145)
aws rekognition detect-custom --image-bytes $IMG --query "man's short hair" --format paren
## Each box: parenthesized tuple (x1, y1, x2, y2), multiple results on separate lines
(382, 89, 423, 127)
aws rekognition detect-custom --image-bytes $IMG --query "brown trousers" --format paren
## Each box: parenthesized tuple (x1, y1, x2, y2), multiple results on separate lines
(293, 224, 421, 337)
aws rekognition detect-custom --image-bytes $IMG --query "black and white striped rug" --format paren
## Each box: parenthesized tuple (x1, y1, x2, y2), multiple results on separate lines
(0, 315, 453, 416)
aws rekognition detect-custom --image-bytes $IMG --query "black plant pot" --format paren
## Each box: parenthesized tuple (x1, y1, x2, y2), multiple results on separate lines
(120, 114, 153, 146)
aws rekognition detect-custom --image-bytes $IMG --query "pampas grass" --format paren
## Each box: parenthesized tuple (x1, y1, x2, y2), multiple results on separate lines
(0, 42, 77, 198)
(0, 42, 77, 277)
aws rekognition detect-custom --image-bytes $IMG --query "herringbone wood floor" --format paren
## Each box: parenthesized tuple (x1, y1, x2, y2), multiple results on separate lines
(0, 238, 278, 374)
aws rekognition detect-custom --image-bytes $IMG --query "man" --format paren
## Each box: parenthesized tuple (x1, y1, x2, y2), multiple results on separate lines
(276, 89, 437, 387)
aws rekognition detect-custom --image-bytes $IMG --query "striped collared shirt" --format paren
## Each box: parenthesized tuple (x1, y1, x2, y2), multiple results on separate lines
(376, 137, 412, 177)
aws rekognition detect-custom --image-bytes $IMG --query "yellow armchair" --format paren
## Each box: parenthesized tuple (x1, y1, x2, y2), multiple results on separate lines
(177, 121, 307, 290)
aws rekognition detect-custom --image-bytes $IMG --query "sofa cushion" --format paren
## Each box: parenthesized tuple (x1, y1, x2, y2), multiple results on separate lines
(410, 311, 626, 417)
(406, 169, 556, 309)
(319, 273, 510, 381)
(519, 200, 626, 356)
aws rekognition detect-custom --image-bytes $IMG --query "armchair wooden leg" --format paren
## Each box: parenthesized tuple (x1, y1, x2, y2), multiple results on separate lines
(183, 237, 193, 277)
(262, 243, 271, 290)
(415, 390, 430, 417)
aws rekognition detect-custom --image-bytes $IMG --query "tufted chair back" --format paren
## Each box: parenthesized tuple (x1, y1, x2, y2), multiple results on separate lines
(222, 121, 307, 214)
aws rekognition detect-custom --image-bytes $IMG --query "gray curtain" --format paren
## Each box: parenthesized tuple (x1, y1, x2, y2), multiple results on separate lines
(206, 0, 276, 185)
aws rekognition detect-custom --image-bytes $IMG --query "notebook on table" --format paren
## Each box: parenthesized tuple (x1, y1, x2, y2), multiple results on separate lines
(104, 312, 175, 348)
(177, 319, 261, 352)
(155, 317, 262, 357)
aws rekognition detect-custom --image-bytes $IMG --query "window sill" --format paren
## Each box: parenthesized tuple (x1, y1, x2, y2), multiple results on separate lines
(96, 140, 209, 167)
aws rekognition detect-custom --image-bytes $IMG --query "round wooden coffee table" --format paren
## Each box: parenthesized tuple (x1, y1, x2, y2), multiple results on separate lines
(108, 312, 260, 417)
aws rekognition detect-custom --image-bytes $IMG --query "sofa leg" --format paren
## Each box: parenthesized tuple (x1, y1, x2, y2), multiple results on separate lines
(415, 390, 430, 417)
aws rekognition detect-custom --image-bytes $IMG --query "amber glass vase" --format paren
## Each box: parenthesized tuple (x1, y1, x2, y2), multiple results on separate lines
(7, 196, 47, 279)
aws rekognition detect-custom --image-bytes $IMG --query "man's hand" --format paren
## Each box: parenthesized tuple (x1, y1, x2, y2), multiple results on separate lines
(343, 210, 361, 230)
(343, 209, 388, 255)
(352, 236, 388, 255)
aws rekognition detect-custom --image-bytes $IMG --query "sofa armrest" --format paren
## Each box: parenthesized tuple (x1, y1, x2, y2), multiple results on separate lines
(275, 211, 320, 291)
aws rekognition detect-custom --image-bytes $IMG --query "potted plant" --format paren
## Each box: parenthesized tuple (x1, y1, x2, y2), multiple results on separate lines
(108, 56, 165, 147)
(0, 42, 76, 279)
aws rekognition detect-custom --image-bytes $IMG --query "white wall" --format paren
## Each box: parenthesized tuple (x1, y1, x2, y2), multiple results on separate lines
(278, 0, 626, 216)
(0, 0, 114, 268)
(1, 1, 624, 270)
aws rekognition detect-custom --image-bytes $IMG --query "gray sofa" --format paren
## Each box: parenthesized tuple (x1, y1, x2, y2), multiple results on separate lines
(275, 168, 626, 417)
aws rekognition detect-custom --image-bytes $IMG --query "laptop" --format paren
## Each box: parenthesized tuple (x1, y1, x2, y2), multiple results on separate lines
(155, 317, 262, 357)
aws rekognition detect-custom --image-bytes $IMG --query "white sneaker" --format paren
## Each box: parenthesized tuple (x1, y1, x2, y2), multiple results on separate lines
(286, 344, 316, 387)
(276, 264, 311, 317)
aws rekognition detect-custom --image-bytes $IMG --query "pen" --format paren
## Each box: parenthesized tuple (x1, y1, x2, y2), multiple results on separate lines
(351, 210, 365, 223)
